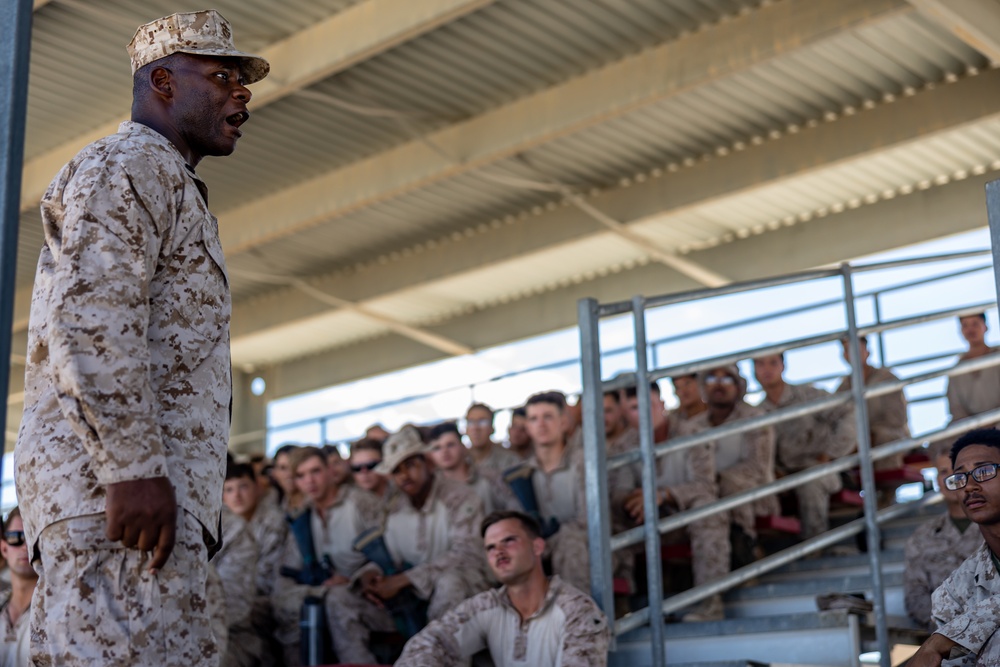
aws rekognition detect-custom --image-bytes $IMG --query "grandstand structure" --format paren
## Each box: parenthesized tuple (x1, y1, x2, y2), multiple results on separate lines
(6, 0, 1000, 453)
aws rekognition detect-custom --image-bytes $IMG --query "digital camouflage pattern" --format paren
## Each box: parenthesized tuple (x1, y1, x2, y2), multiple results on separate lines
(466, 465, 521, 515)
(127, 9, 269, 84)
(904, 513, 983, 630)
(211, 508, 260, 667)
(679, 401, 779, 539)
(476, 444, 522, 477)
(245, 499, 287, 596)
(16, 121, 232, 550)
(0, 587, 30, 667)
(761, 382, 857, 539)
(837, 367, 910, 470)
(30, 512, 216, 667)
(396, 575, 610, 667)
(947, 350, 1000, 425)
(932, 542, 1000, 665)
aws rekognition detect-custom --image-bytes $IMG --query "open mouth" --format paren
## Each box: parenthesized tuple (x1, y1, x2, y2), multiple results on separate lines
(226, 111, 249, 129)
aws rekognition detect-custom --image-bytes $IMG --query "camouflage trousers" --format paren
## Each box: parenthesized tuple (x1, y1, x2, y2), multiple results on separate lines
(719, 472, 780, 540)
(684, 496, 730, 588)
(326, 568, 481, 664)
(794, 472, 842, 540)
(548, 523, 592, 595)
(30, 511, 219, 667)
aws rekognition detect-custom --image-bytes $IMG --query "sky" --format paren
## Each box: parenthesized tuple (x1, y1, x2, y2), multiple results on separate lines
(264, 227, 997, 456)
(2, 227, 993, 509)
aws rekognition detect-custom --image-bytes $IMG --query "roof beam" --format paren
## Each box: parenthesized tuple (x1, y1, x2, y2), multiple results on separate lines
(228, 67, 1000, 355)
(907, 0, 1000, 62)
(213, 0, 912, 255)
(258, 170, 992, 400)
(20, 0, 495, 209)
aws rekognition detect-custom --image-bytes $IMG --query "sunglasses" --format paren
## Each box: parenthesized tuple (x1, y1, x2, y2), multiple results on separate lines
(4, 531, 25, 547)
(944, 463, 999, 491)
(351, 461, 380, 473)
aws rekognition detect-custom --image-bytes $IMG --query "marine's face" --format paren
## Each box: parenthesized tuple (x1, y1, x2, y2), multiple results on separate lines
(392, 455, 431, 498)
(954, 444, 1000, 525)
(484, 518, 542, 585)
(960, 316, 987, 347)
(223, 476, 258, 517)
(704, 369, 738, 408)
(508, 416, 530, 449)
(167, 54, 251, 160)
(753, 354, 785, 389)
(526, 403, 563, 447)
(603, 395, 624, 437)
(349, 450, 383, 492)
(428, 432, 467, 471)
(671, 376, 701, 410)
(294, 455, 334, 503)
(272, 453, 295, 495)
(465, 407, 494, 449)
(0, 518, 34, 580)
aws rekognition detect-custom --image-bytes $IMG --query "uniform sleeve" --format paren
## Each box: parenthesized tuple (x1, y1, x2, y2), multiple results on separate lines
(559, 594, 611, 667)
(931, 555, 994, 655)
(45, 155, 171, 485)
(819, 391, 858, 460)
(255, 510, 289, 596)
(214, 523, 258, 629)
(395, 597, 488, 667)
(405, 491, 486, 598)
(670, 443, 718, 510)
(947, 377, 970, 423)
(718, 425, 775, 490)
(869, 388, 910, 446)
(903, 530, 934, 629)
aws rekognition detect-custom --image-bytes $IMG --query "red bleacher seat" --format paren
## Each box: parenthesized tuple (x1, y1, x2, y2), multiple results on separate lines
(755, 514, 801, 535)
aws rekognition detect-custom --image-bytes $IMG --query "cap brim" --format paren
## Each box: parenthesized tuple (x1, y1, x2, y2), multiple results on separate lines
(174, 48, 270, 84)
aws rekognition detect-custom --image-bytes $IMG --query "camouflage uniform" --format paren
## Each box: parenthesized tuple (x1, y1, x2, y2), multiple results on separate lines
(476, 443, 522, 476)
(837, 367, 910, 470)
(396, 575, 610, 667)
(607, 428, 729, 595)
(679, 402, 779, 539)
(947, 350, 1000, 424)
(31, 512, 218, 666)
(330, 476, 489, 664)
(761, 382, 857, 539)
(18, 118, 234, 667)
(466, 465, 521, 515)
(904, 513, 983, 630)
(513, 445, 592, 594)
(353, 485, 394, 530)
(931, 542, 1000, 665)
(209, 509, 259, 667)
(270, 485, 368, 657)
(0, 589, 31, 667)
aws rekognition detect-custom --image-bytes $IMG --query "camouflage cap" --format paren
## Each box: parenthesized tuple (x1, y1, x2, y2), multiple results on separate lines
(376, 425, 427, 474)
(127, 9, 269, 84)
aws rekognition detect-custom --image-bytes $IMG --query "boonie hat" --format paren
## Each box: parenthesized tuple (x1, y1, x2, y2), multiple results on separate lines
(376, 426, 427, 475)
(127, 9, 270, 84)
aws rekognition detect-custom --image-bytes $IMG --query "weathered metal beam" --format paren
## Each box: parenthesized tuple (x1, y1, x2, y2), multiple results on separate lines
(908, 0, 1000, 62)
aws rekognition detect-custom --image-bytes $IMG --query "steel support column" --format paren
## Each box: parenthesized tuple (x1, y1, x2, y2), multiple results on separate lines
(841, 264, 890, 667)
(0, 0, 33, 471)
(985, 179, 1000, 306)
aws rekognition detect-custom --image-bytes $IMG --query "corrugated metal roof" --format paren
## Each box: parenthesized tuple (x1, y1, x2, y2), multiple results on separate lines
(14, 0, 1000, 375)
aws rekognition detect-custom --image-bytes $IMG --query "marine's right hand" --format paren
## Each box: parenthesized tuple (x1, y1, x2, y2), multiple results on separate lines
(105, 476, 177, 574)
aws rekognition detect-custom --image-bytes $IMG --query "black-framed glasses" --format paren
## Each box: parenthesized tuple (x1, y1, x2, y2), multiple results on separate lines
(3, 531, 25, 547)
(351, 461, 380, 473)
(944, 463, 999, 491)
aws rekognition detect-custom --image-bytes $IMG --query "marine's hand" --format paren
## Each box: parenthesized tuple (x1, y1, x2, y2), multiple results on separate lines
(907, 633, 958, 667)
(372, 572, 411, 600)
(105, 476, 177, 574)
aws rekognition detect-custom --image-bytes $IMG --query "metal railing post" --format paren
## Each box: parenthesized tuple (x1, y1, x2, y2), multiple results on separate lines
(986, 179, 1000, 305)
(873, 294, 886, 368)
(0, 0, 33, 472)
(841, 263, 890, 667)
(577, 299, 615, 627)
(631, 295, 666, 667)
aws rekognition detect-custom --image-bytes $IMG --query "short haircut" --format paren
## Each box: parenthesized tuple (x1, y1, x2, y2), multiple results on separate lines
(3, 507, 20, 535)
(323, 444, 344, 461)
(623, 381, 660, 399)
(525, 391, 567, 413)
(290, 446, 327, 474)
(273, 443, 299, 461)
(960, 313, 987, 323)
(350, 437, 383, 457)
(603, 390, 620, 403)
(466, 403, 495, 420)
(753, 352, 785, 365)
(951, 428, 1000, 465)
(481, 510, 542, 539)
(226, 461, 256, 482)
(670, 373, 697, 383)
(248, 453, 267, 464)
(511, 406, 526, 419)
(428, 421, 461, 441)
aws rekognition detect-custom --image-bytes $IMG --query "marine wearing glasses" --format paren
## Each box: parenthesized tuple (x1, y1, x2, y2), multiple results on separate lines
(943, 463, 999, 490)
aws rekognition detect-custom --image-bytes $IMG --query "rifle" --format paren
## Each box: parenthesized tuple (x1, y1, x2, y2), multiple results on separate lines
(353, 526, 429, 639)
(279, 508, 334, 586)
(503, 464, 560, 538)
